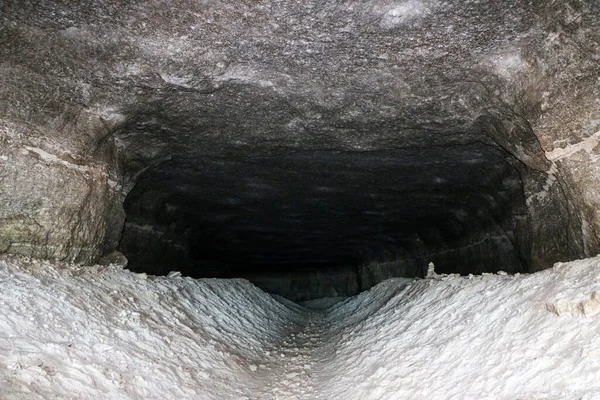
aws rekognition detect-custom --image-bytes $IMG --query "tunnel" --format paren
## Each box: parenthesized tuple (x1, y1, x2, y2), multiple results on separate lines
(112, 99, 572, 302)
(1, 0, 600, 398)
(118, 131, 531, 301)
(1, 0, 599, 302)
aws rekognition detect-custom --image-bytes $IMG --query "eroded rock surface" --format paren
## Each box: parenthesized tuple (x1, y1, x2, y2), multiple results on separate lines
(0, 0, 598, 298)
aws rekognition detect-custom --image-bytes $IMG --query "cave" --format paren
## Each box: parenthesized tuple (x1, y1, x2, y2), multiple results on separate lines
(2, 1, 600, 398)
(1, 0, 599, 302)
(118, 133, 532, 301)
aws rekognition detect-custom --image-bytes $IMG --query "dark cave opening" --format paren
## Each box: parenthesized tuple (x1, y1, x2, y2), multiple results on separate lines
(0, 0, 597, 306)
(118, 141, 530, 301)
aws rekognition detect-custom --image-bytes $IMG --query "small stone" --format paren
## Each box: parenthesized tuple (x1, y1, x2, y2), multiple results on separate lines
(98, 251, 128, 268)
(426, 262, 438, 279)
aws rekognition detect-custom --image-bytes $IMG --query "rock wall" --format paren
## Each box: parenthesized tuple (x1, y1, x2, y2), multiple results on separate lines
(240, 268, 361, 302)
(0, 120, 124, 264)
(0, 0, 598, 296)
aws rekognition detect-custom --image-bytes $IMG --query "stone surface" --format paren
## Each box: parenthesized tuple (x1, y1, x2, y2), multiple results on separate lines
(0, 0, 598, 298)
(98, 250, 128, 267)
(0, 120, 123, 264)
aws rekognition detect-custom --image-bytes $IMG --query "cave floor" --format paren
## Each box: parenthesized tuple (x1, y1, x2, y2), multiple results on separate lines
(1, 255, 600, 399)
(255, 311, 325, 399)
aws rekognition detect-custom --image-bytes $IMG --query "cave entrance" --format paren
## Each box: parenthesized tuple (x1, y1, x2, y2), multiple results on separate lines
(117, 143, 529, 301)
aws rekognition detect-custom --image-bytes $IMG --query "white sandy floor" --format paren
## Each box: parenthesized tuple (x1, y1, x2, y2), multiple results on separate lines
(1, 255, 600, 399)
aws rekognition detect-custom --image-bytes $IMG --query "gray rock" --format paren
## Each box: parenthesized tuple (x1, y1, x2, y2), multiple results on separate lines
(98, 251, 128, 268)
(0, 0, 598, 298)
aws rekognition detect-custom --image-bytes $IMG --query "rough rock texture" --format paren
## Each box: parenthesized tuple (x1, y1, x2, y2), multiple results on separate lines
(0, 120, 123, 264)
(0, 0, 599, 298)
